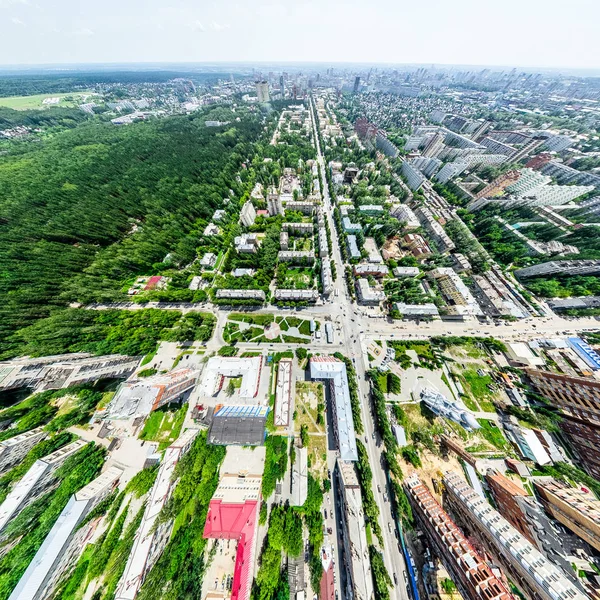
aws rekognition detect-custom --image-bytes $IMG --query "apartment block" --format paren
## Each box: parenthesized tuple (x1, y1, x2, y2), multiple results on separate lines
(0, 428, 47, 475)
(515, 260, 600, 278)
(404, 475, 513, 600)
(534, 479, 600, 553)
(240, 201, 257, 227)
(336, 460, 373, 600)
(443, 471, 587, 600)
(0, 439, 87, 534)
(10, 467, 123, 600)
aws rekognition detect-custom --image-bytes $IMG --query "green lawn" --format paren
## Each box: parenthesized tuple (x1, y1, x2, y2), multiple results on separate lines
(0, 92, 94, 110)
(139, 405, 187, 449)
(476, 419, 510, 451)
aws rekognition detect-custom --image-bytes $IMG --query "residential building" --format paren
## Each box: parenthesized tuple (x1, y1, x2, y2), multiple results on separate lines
(216, 289, 265, 302)
(203, 466, 262, 600)
(240, 201, 256, 227)
(346, 235, 361, 260)
(358, 204, 384, 215)
(105, 368, 199, 421)
(342, 217, 362, 234)
(267, 190, 283, 216)
(394, 303, 439, 319)
(291, 447, 308, 507)
(392, 267, 420, 277)
(353, 264, 389, 278)
(318, 228, 329, 258)
(275, 289, 318, 302)
(212, 209, 227, 222)
(115, 431, 198, 600)
(0, 354, 138, 393)
(0, 440, 87, 534)
(542, 134, 573, 153)
(0, 428, 47, 475)
(355, 279, 385, 305)
(415, 207, 455, 253)
(485, 470, 535, 544)
(200, 252, 217, 268)
(321, 261, 333, 296)
(403, 233, 432, 261)
(277, 251, 315, 265)
(525, 153, 553, 170)
(390, 204, 420, 229)
(515, 260, 600, 278)
(434, 162, 468, 184)
(310, 358, 357, 461)
(203, 223, 220, 236)
(534, 479, 600, 553)
(280, 231, 289, 250)
(336, 460, 374, 600)
(450, 253, 472, 274)
(200, 356, 263, 399)
(474, 170, 521, 200)
(255, 81, 270, 102)
(420, 389, 479, 431)
(274, 359, 292, 427)
(235, 233, 260, 254)
(232, 268, 255, 278)
(411, 156, 442, 178)
(284, 201, 315, 215)
(404, 475, 513, 600)
(401, 161, 425, 191)
(443, 471, 587, 600)
(10, 467, 123, 600)
(282, 222, 314, 234)
(428, 267, 483, 317)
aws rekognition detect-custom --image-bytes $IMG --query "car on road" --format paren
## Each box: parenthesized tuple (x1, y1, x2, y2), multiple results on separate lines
(324, 509, 328, 519)
(393, 573, 398, 585)
(377, 485, 381, 493)
(388, 522, 392, 533)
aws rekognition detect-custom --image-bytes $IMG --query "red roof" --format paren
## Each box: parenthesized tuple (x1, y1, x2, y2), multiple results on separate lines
(203, 499, 259, 600)
(144, 276, 163, 290)
(320, 562, 335, 600)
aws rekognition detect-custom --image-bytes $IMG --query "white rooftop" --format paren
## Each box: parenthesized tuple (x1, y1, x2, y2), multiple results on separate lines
(200, 356, 262, 399)
(310, 358, 357, 461)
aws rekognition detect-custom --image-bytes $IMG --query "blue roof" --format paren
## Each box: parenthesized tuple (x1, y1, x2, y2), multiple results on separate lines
(567, 337, 600, 370)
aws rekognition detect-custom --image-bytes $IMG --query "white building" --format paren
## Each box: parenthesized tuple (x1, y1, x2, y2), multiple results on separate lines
(0, 428, 47, 475)
(390, 204, 420, 229)
(255, 81, 270, 103)
(240, 201, 256, 227)
(10, 467, 123, 600)
(0, 440, 87, 534)
(199, 356, 263, 399)
(274, 359, 292, 427)
(310, 358, 357, 461)
(115, 430, 198, 600)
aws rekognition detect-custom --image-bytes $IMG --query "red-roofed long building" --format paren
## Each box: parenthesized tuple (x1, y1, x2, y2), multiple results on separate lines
(203, 474, 261, 600)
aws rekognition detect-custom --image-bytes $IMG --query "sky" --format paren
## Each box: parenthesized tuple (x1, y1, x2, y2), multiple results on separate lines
(1, 0, 599, 71)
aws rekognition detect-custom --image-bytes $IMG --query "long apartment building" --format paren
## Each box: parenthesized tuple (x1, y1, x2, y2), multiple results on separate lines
(428, 267, 483, 317)
(515, 260, 600, 279)
(0, 439, 87, 534)
(115, 430, 198, 600)
(414, 206, 455, 254)
(525, 366, 600, 479)
(443, 471, 588, 600)
(0, 354, 139, 392)
(336, 460, 373, 600)
(534, 479, 600, 553)
(0, 428, 47, 476)
(10, 466, 123, 600)
(404, 474, 514, 600)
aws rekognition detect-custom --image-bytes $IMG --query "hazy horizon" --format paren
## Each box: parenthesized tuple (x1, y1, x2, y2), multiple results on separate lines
(1, 0, 598, 72)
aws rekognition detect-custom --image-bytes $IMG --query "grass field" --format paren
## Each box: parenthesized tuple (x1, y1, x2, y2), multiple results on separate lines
(0, 92, 94, 110)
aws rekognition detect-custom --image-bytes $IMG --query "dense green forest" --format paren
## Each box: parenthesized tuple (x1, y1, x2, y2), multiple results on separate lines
(0, 108, 262, 357)
(0, 106, 90, 129)
(3, 308, 215, 359)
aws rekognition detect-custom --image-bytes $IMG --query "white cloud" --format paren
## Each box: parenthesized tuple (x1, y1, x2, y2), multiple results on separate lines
(0, 0, 28, 7)
(11, 16, 24, 25)
(191, 20, 205, 32)
(73, 27, 94, 36)
(209, 21, 229, 31)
